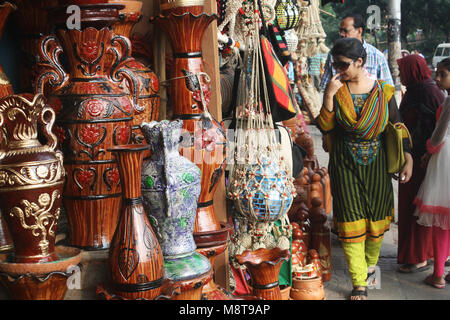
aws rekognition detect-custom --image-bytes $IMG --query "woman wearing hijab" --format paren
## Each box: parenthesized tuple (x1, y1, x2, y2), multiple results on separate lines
(397, 54, 446, 273)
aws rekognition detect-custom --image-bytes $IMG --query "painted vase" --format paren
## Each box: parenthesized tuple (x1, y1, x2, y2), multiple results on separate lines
(107, 144, 165, 300)
(0, 94, 65, 263)
(235, 247, 290, 300)
(36, 4, 138, 250)
(109, 0, 160, 149)
(159, 0, 205, 15)
(0, 1, 15, 97)
(151, 11, 227, 236)
(140, 120, 211, 284)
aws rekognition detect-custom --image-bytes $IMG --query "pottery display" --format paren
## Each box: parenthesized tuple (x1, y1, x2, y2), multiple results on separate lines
(106, 144, 166, 300)
(0, 245, 82, 300)
(310, 198, 331, 281)
(140, 120, 212, 299)
(36, 3, 138, 250)
(236, 247, 290, 300)
(151, 9, 227, 236)
(0, 1, 15, 97)
(0, 94, 65, 263)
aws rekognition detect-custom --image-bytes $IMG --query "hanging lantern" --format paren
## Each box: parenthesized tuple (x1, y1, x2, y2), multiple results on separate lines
(275, 0, 301, 31)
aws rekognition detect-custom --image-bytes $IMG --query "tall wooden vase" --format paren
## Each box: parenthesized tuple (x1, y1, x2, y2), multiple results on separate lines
(106, 144, 166, 300)
(151, 4, 226, 238)
(36, 4, 138, 250)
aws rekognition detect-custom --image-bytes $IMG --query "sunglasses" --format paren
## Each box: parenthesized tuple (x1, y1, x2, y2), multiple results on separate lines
(332, 60, 356, 71)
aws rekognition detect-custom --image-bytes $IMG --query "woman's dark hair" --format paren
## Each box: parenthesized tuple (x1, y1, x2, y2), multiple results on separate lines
(437, 57, 450, 71)
(331, 38, 367, 66)
(343, 14, 366, 35)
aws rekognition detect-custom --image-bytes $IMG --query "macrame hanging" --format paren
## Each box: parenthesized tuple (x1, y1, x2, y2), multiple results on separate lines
(226, 0, 295, 268)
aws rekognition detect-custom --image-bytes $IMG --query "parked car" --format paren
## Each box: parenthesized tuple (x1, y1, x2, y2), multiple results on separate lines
(432, 43, 450, 70)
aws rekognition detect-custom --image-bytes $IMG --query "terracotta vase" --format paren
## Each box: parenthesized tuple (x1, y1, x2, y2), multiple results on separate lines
(11, 0, 58, 93)
(310, 198, 331, 281)
(109, 0, 160, 152)
(280, 285, 291, 300)
(0, 94, 65, 263)
(151, 11, 227, 236)
(290, 276, 325, 300)
(36, 4, 138, 250)
(236, 247, 290, 300)
(106, 144, 166, 300)
(0, 245, 82, 300)
(140, 120, 212, 300)
(0, 1, 15, 97)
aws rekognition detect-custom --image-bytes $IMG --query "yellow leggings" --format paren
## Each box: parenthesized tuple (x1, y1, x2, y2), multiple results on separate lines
(341, 238, 383, 287)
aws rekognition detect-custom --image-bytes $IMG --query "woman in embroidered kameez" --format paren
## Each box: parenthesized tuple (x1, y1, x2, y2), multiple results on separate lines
(317, 38, 413, 300)
(396, 55, 445, 274)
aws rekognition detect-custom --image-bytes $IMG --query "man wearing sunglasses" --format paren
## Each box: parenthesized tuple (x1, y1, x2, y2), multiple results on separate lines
(319, 14, 394, 91)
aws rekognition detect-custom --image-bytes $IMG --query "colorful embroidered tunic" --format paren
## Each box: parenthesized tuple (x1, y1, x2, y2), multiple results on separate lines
(317, 80, 410, 243)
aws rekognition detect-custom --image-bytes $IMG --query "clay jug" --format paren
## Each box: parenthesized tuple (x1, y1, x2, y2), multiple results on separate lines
(0, 94, 65, 263)
(290, 276, 325, 300)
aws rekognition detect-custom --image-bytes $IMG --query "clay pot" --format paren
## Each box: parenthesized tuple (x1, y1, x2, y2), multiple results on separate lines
(290, 276, 325, 300)
(236, 247, 290, 300)
(0, 94, 65, 263)
(96, 279, 180, 300)
(280, 285, 291, 300)
(0, 246, 82, 300)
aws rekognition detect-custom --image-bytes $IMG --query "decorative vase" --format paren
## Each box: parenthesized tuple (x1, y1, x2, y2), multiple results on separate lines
(140, 120, 212, 300)
(275, 0, 300, 31)
(109, 0, 160, 150)
(0, 1, 15, 97)
(0, 94, 65, 264)
(106, 144, 166, 300)
(290, 275, 325, 300)
(11, 0, 58, 93)
(0, 215, 12, 253)
(159, 0, 205, 15)
(0, 245, 82, 300)
(235, 247, 290, 300)
(35, 3, 138, 250)
(151, 12, 227, 236)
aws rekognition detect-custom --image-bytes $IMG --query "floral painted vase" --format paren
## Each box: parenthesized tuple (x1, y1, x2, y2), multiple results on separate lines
(140, 120, 211, 282)
(36, 4, 137, 250)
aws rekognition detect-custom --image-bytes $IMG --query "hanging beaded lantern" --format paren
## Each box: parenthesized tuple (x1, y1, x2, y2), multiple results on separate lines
(274, 0, 300, 31)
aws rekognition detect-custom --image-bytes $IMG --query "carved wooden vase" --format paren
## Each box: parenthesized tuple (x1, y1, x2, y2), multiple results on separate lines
(236, 247, 290, 300)
(36, 4, 138, 250)
(106, 144, 166, 300)
(159, 0, 205, 15)
(0, 94, 65, 263)
(0, 1, 15, 97)
(109, 0, 160, 150)
(151, 10, 227, 238)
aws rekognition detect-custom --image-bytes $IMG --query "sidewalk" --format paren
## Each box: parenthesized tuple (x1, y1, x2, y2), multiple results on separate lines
(308, 124, 450, 300)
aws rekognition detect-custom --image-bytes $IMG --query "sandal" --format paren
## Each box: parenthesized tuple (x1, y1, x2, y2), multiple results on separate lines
(424, 275, 445, 289)
(366, 270, 377, 289)
(397, 261, 431, 273)
(349, 287, 368, 300)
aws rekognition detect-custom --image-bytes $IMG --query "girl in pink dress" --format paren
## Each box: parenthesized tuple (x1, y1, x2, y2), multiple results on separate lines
(414, 57, 450, 288)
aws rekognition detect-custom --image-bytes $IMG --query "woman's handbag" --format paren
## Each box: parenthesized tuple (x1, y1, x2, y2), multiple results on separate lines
(384, 122, 412, 174)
